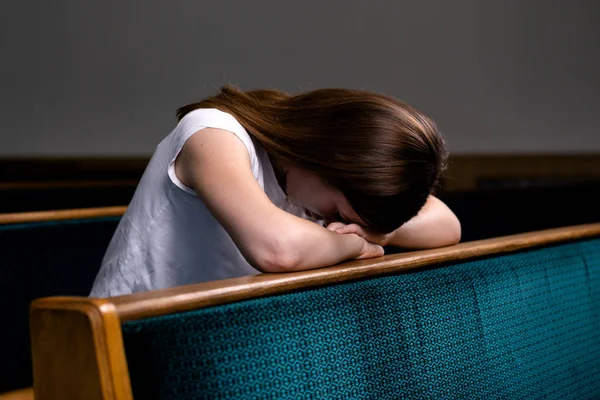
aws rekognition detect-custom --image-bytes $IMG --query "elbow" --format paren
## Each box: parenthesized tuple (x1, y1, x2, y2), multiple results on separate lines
(252, 250, 299, 273)
(420, 196, 461, 248)
(249, 237, 300, 273)
(436, 202, 461, 247)
(449, 228, 461, 246)
(445, 215, 462, 246)
(427, 214, 461, 249)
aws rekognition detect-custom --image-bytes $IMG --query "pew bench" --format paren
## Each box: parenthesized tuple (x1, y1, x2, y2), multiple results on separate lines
(0, 207, 126, 394)
(30, 223, 600, 399)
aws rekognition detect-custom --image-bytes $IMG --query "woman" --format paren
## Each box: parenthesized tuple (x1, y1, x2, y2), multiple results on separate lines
(90, 85, 460, 297)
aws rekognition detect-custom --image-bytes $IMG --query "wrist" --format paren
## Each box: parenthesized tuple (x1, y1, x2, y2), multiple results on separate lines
(341, 231, 365, 258)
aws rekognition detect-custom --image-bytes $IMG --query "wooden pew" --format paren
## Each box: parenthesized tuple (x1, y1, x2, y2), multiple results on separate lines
(30, 223, 600, 399)
(437, 182, 600, 242)
(0, 157, 142, 213)
(0, 207, 126, 395)
(0, 388, 34, 400)
(0, 206, 126, 225)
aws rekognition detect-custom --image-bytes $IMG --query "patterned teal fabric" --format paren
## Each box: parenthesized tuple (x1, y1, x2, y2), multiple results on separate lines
(122, 239, 600, 399)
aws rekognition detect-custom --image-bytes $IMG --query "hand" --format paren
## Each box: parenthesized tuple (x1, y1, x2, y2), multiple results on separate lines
(326, 222, 385, 260)
(356, 237, 385, 260)
(326, 222, 392, 247)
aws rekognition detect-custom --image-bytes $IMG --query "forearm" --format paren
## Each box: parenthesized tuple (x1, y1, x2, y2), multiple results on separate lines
(386, 196, 461, 249)
(278, 219, 366, 272)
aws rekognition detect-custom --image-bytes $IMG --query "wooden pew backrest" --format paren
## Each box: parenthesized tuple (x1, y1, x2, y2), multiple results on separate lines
(0, 207, 126, 394)
(0, 206, 126, 225)
(30, 223, 600, 400)
(0, 388, 34, 400)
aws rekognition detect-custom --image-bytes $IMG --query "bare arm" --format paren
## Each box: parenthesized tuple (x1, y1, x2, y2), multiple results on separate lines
(176, 128, 383, 273)
(327, 196, 461, 249)
(385, 196, 461, 249)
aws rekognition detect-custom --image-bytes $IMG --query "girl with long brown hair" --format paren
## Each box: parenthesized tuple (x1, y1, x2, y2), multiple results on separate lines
(90, 85, 460, 297)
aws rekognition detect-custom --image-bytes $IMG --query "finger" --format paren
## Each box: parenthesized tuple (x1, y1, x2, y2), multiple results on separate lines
(326, 223, 343, 231)
(326, 222, 347, 232)
(340, 223, 363, 235)
(368, 243, 385, 257)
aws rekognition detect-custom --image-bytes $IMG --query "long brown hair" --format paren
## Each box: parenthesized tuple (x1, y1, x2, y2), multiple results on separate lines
(177, 85, 447, 233)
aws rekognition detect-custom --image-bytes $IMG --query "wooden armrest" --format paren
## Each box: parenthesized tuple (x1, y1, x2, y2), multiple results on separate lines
(0, 206, 126, 225)
(0, 388, 34, 400)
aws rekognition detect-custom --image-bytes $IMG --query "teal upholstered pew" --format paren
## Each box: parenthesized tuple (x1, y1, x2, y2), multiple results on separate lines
(30, 223, 600, 400)
(0, 207, 125, 394)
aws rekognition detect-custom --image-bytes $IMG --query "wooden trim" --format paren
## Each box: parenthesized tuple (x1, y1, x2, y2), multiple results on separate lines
(27, 223, 600, 399)
(0, 388, 34, 400)
(2, 154, 599, 192)
(0, 180, 139, 190)
(110, 222, 600, 322)
(30, 298, 132, 400)
(0, 157, 148, 182)
(0, 206, 127, 225)
(443, 154, 600, 191)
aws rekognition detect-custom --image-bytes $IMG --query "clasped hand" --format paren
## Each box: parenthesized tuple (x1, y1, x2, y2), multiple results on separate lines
(326, 222, 392, 247)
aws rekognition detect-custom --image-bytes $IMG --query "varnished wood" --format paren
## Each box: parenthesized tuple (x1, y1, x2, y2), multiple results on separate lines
(443, 153, 600, 191)
(109, 222, 600, 322)
(0, 180, 139, 190)
(0, 388, 34, 400)
(28, 222, 600, 399)
(30, 298, 132, 400)
(0, 206, 127, 225)
(0, 157, 148, 182)
(2, 154, 599, 192)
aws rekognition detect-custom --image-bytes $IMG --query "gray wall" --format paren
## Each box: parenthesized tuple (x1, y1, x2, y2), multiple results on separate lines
(1, 0, 598, 156)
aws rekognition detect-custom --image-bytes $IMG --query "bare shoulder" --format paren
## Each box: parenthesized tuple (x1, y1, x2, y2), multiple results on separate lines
(170, 126, 293, 271)
(174, 127, 252, 189)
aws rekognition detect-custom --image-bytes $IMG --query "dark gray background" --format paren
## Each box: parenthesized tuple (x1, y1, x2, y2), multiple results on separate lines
(1, 0, 598, 155)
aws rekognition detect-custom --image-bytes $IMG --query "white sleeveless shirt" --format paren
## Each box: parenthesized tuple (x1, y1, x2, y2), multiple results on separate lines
(90, 108, 316, 297)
